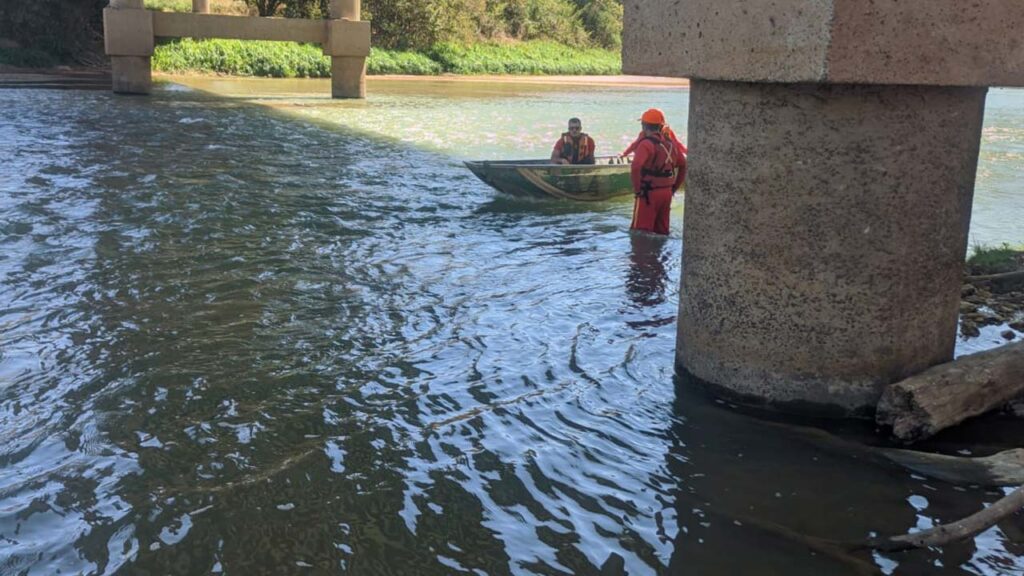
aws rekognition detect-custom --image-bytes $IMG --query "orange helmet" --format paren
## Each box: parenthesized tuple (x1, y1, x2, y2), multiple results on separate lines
(640, 108, 666, 125)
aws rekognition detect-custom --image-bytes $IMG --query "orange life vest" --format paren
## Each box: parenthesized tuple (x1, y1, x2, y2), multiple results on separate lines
(560, 132, 594, 164)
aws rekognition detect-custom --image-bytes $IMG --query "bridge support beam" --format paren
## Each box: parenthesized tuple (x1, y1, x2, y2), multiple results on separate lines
(623, 0, 1024, 414)
(102, 0, 370, 98)
(326, 0, 368, 99)
(105, 0, 153, 95)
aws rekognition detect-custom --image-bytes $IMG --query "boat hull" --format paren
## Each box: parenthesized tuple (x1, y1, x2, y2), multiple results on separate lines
(465, 158, 637, 202)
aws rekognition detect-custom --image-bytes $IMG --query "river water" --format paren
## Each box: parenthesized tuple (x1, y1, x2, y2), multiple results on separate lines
(1, 78, 1022, 575)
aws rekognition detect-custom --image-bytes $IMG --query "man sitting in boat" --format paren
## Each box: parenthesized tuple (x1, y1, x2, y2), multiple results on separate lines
(550, 118, 596, 165)
(630, 108, 687, 236)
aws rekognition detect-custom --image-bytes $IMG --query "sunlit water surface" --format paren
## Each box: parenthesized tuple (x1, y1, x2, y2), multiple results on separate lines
(1, 78, 1023, 575)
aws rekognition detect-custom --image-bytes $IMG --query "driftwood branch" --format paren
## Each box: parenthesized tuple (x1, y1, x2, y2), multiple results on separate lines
(877, 341, 1024, 443)
(692, 485, 1024, 568)
(861, 485, 1024, 552)
(676, 391, 1024, 563)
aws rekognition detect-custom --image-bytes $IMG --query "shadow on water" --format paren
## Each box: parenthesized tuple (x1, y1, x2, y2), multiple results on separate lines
(665, 376, 1024, 575)
(0, 81, 1022, 576)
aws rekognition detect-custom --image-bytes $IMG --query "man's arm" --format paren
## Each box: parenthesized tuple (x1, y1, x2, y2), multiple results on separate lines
(551, 139, 568, 164)
(672, 151, 687, 193)
(622, 131, 644, 156)
(631, 141, 651, 192)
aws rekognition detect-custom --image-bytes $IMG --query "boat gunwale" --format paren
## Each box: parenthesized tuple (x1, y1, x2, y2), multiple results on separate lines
(464, 156, 631, 173)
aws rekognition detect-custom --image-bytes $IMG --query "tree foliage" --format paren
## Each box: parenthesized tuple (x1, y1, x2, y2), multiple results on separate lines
(283, 0, 328, 19)
(575, 0, 623, 49)
(4, 0, 622, 63)
(290, 0, 621, 52)
(244, 0, 285, 17)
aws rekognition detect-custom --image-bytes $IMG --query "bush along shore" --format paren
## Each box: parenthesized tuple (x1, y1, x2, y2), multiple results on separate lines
(152, 38, 622, 77)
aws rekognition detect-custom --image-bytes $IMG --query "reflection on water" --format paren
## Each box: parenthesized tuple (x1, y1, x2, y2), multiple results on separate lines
(0, 79, 1022, 575)
(626, 232, 670, 310)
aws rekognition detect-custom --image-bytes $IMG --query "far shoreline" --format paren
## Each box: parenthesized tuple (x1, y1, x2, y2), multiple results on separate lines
(368, 74, 690, 88)
(155, 71, 690, 89)
(0, 67, 690, 91)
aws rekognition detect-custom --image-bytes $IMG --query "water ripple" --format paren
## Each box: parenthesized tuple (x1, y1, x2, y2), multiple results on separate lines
(1, 84, 1022, 575)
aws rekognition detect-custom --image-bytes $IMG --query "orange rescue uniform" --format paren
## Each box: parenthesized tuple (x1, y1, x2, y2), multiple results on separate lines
(630, 132, 686, 235)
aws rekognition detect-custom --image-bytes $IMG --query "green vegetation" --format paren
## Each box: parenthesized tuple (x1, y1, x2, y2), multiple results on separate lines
(367, 48, 443, 76)
(143, 0, 623, 51)
(153, 38, 620, 76)
(429, 40, 619, 74)
(153, 39, 329, 77)
(968, 244, 1024, 276)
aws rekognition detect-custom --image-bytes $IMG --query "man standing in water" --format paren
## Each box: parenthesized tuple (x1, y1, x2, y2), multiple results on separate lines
(551, 118, 596, 165)
(630, 108, 687, 236)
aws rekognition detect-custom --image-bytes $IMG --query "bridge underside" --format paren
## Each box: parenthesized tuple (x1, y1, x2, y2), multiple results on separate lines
(624, 0, 1024, 414)
(104, 0, 369, 98)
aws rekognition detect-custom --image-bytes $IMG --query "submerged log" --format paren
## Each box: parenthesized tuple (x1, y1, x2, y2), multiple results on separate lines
(877, 341, 1024, 443)
(967, 270, 1024, 293)
(759, 418, 1024, 487)
(880, 448, 1024, 487)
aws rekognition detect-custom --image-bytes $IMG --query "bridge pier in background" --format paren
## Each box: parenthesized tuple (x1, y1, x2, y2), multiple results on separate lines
(102, 0, 369, 98)
(623, 1, 1024, 414)
(105, 0, 153, 95)
(326, 0, 368, 99)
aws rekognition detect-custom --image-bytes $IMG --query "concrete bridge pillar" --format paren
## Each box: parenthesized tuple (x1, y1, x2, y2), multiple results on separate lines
(623, 1, 1024, 414)
(105, 0, 153, 94)
(326, 0, 368, 99)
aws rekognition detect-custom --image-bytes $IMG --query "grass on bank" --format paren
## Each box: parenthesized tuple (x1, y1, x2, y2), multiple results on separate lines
(968, 243, 1024, 276)
(152, 38, 622, 77)
(428, 41, 620, 75)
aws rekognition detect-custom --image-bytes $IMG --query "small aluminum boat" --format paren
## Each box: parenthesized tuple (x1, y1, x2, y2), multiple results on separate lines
(465, 156, 636, 201)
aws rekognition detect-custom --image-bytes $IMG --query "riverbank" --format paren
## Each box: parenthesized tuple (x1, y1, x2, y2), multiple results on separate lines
(961, 244, 1024, 340)
(0, 68, 689, 91)
(157, 71, 690, 89)
(368, 74, 689, 88)
(0, 67, 110, 90)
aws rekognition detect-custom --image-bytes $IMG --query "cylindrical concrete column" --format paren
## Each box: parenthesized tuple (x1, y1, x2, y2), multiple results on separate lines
(327, 0, 365, 99)
(192, 0, 210, 13)
(107, 0, 151, 95)
(678, 80, 987, 414)
(111, 56, 152, 94)
(329, 0, 360, 20)
(331, 57, 366, 98)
